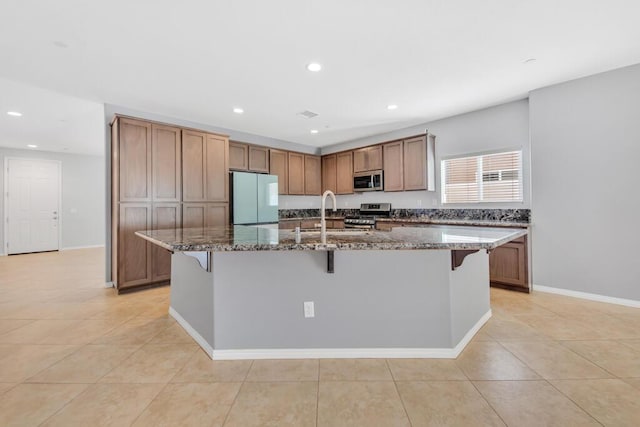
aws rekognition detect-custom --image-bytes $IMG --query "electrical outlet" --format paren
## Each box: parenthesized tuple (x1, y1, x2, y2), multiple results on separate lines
(303, 301, 315, 318)
(417, 199, 422, 207)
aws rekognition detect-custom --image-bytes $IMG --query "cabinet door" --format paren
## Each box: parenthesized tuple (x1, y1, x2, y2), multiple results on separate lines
(183, 203, 229, 228)
(489, 241, 527, 289)
(229, 141, 248, 171)
(383, 141, 404, 191)
(353, 148, 367, 173)
(248, 146, 270, 173)
(288, 152, 305, 195)
(118, 203, 151, 289)
(269, 149, 288, 194)
(304, 155, 321, 195)
(322, 155, 337, 193)
(367, 145, 383, 171)
(336, 151, 353, 194)
(205, 134, 229, 202)
(403, 136, 427, 191)
(119, 118, 152, 202)
(152, 124, 181, 202)
(151, 203, 181, 282)
(182, 130, 207, 201)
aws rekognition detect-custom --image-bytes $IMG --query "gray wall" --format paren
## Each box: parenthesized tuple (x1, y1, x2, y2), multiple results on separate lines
(281, 99, 530, 209)
(0, 147, 105, 254)
(530, 63, 640, 300)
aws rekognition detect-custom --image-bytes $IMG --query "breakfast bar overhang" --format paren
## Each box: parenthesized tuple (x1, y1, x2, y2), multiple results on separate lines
(136, 225, 527, 360)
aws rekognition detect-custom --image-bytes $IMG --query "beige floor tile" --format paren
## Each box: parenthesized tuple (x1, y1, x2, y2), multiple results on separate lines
(319, 358, 393, 381)
(245, 359, 319, 381)
(0, 383, 88, 426)
(100, 343, 197, 383)
(26, 344, 141, 383)
(512, 313, 608, 340)
(0, 319, 35, 334)
(387, 358, 467, 381)
(569, 313, 640, 339)
(0, 382, 17, 395)
(620, 339, 640, 351)
(147, 322, 195, 344)
(91, 317, 174, 345)
(622, 377, 640, 390)
(470, 328, 495, 342)
(501, 340, 613, 379)
(396, 381, 505, 426)
(41, 383, 164, 427)
(0, 318, 117, 344)
(224, 382, 317, 427)
(481, 317, 549, 341)
(551, 378, 640, 426)
(0, 344, 80, 382)
(474, 380, 600, 426)
(318, 381, 410, 427)
(455, 341, 541, 380)
(561, 340, 640, 377)
(171, 350, 252, 382)
(132, 382, 241, 426)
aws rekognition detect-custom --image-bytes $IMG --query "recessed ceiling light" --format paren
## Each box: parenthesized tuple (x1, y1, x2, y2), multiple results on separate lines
(523, 58, 537, 64)
(233, 107, 244, 114)
(306, 63, 322, 72)
(7, 111, 22, 117)
(27, 144, 38, 148)
(387, 104, 398, 110)
(310, 129, 319, 134)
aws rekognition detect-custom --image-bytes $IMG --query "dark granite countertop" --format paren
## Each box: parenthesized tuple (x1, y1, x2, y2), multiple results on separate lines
(136, 224, 527, 252)
(376, 218, 530, 228)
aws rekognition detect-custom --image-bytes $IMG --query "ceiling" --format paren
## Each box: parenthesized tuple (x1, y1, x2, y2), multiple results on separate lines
(1, 0, 639, 153)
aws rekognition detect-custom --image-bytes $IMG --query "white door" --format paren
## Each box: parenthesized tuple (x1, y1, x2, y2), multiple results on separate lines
(5, 158, 61, 254)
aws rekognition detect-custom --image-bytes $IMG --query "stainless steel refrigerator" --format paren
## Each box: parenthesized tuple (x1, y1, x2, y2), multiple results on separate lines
(231, 172, 279, 224)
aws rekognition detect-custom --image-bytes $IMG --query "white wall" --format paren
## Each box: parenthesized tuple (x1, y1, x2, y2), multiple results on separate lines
(280, 99, 530, 209)
(0, 148, 105, 254)
(530, 63, 640, 301)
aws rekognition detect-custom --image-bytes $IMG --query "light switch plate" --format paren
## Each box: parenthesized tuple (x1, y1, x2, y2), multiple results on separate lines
(303, 301, 315, 318)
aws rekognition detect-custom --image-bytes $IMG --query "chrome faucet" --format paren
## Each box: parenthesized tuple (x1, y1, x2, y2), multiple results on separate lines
(320, 190, 337, 244)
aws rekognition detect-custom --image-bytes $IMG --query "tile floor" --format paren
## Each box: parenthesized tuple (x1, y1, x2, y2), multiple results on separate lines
(1, 248, 640, 426)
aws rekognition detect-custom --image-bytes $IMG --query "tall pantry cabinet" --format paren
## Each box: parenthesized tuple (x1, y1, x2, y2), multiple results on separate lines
(111, 116, 229, 293)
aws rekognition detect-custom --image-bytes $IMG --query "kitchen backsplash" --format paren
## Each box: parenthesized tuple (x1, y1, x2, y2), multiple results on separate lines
(279, 208, 530, 223)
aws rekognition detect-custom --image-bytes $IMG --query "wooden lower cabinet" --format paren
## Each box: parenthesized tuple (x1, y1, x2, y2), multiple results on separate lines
(490, 235, 529, 292)
(151, 203, 181, 282)
(117, 203, 152, 290)
(182, 203, 229, 228)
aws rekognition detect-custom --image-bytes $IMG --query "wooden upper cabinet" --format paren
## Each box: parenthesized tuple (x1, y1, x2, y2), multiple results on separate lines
(119, 118, 152, 202)
(336, 151, 354, 194)
(182, 131, 228, 202)
(322, 155, 337, 193)
(288, 152, 305, 195)
(152, 124, 181, 202)
(229, 141, 248, 171)
(383, 141, 404, 192)
(270, 149, 288, 194)
(182, 130, 207, 201)
(403, 135, 435, 191)
(304, 155, 322, 195)
(353, 146, 383, 173)
(248, 146, 269, 173)
(205, 134, 229, 202)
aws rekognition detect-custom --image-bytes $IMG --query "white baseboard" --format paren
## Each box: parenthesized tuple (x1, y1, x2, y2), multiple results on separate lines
(61, 244, 105, 251)
(534, 285, 640, 308)
(169, 307, 214, 358)
(171, 306, 491, 360)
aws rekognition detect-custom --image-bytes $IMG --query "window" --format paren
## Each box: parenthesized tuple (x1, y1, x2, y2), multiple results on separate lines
(441, 150, 523, 203)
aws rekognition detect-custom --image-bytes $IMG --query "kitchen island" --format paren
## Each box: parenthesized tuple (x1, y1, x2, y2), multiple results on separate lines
(136, 224, 527, 360)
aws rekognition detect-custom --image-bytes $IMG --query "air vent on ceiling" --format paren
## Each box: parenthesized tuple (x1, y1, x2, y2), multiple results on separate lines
(297, 110, 318, 119)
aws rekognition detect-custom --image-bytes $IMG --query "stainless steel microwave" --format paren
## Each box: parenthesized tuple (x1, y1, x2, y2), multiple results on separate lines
(353, 170, 383, 192)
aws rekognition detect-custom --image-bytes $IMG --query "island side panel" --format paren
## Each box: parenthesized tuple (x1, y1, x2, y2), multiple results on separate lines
(170, 252, 215, 352)
(449, 250, 491, 346)
(211, 250, 453, 350)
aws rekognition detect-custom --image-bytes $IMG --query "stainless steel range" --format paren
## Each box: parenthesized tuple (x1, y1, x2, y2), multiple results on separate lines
(344, 203, 392, 229)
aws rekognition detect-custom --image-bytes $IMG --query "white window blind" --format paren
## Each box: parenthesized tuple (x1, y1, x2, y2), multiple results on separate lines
(442, 150, 522, 204)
